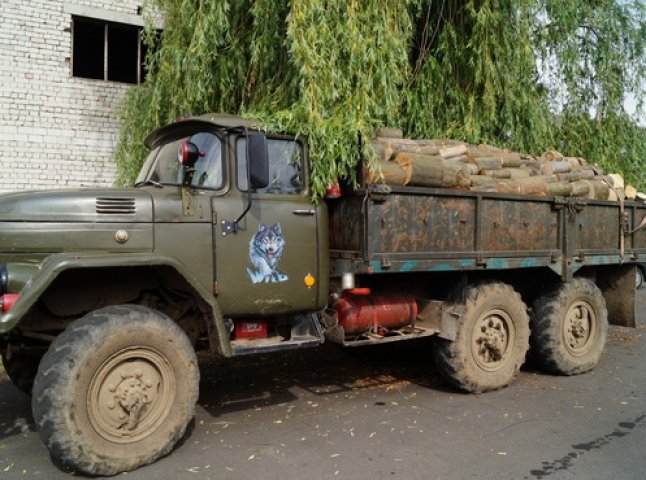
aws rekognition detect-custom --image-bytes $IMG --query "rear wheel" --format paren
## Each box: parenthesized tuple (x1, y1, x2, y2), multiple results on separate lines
(433, 282, 530, 393)
(32, 305, 199, 475)
(531, 277, 607, 375)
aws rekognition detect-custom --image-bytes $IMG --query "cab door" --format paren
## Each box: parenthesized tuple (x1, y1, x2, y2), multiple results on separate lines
(213, 135, 322, 316)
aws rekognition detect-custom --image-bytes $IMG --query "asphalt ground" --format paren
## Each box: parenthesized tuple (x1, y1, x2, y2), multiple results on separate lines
(0, 294, 645, 479)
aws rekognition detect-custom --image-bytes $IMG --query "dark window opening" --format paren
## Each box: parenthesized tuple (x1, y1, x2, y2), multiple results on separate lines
(72, 19, 104, 80)
(72, 16, 157, 84)
(108, 24, 138, 83)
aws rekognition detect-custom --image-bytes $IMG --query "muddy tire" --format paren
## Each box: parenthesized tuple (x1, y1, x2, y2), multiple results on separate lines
(531, 277, 607, 375)
(32, 305, 199, 475)
(433, 282, 530, 393)
(3, 353, 40, 396)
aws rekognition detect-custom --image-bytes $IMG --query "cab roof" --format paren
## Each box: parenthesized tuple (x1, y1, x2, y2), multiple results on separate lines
(143, 113, 261, 149)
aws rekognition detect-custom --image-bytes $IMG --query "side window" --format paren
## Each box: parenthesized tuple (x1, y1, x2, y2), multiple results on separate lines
(146, 132, 223, 189)
(237, 138, 303, 194)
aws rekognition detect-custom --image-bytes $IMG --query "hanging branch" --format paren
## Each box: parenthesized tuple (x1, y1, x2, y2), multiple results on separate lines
(116, 0, 646, 196)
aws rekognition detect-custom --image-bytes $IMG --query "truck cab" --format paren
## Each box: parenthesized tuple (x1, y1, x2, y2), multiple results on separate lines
(136, 113, 329, 355)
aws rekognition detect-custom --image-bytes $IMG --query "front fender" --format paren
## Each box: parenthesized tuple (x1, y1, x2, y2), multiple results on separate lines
(0, 253, 232, 357)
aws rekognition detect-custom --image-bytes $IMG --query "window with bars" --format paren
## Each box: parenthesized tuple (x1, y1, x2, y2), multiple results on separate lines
(72, 16, 154, 84)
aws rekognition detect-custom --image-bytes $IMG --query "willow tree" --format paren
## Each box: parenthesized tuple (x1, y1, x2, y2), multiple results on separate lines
(116, 0, 645, 196)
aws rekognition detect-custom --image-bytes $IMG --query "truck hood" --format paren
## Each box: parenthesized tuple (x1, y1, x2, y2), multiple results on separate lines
(0, 189, 153, 223)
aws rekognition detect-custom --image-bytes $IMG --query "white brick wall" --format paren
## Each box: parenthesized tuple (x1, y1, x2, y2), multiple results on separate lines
(0, 0, 154, 193)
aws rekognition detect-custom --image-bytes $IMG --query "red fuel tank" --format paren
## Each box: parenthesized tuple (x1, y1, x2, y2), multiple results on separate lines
(334, 293, 418, 335)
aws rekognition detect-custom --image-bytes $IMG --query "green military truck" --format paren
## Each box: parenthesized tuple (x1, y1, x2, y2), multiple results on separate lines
(0, 113, 643, 474)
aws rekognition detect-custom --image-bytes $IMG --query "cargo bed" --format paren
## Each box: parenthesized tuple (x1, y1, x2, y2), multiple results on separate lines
(329, 185, 646, 282)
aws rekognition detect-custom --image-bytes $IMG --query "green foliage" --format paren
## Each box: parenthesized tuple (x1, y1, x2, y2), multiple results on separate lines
(117, 0, 646, 195)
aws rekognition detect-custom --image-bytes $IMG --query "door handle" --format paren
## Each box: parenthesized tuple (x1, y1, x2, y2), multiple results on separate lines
(292, 209, 316, 216)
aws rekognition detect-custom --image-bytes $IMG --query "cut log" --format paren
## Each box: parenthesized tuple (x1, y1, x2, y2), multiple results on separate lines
(475, 157, 504, 171)
(625, 185, 637, 200)
(520, 158, 541, 169)
(564, 157, 586, 168)
(463, 163, 480, 175)
(372, 139, 452, 160)
(606, 173, 625, 188)
(368, 135, 628, 204)
(541, 161, 572, 175)
(370, 140, 395, 162)
(501, 155, 522, 168)
(439, 144, 468, 159)
(394, 153, 470, 188)
(470, 175, 497, 188)
(364, 161, 410, 185)
(570, 180, 591, 197)
(582, 180, 610, 200)
(542, 150, 564, 161)
(444, 155, 468, 163)
(482, 169, 511, 179)
(516, 177, 549, 196)
(395, 144, 441, 156)
(480, 168, 531, 180)
(556, 169, 596, 182)
(546, 181, 573, 196)
(507, 168, 531, 179)
(518, 174, 559, 184)
(495, 180, 522, 195)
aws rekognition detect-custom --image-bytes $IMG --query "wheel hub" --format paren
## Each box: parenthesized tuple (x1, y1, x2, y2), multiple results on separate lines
(112, 371, 153, 431)
(481, 327, 506, 362)
(564, 301, 595, 354)
(472, 309, 514, 371)
(88, 347, 174, 443)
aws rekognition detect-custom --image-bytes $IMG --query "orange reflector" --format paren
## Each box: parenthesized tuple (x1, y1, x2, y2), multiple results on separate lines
(304, 274, 316, 288)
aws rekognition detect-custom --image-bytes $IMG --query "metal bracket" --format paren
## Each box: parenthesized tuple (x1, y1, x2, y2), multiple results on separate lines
(181, 186, 195, 216)
(221, 220, 238, 236)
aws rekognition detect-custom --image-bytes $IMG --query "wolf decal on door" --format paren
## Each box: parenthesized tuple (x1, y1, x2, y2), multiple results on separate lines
(247, 223, 289, 284)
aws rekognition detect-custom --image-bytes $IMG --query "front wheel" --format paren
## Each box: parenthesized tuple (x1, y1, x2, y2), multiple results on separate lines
(433, 282, 530, 393)
(32, 305, 199, 475)
(531, 278, 608, 375)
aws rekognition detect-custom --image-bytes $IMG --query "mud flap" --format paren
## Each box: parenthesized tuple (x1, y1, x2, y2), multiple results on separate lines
(597, 264, 636, 327)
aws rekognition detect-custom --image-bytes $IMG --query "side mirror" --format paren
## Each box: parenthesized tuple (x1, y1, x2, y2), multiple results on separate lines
(248, 135, 269, 189)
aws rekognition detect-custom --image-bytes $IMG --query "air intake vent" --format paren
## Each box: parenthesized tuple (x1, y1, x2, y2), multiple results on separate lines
(96, 197, 136, 215)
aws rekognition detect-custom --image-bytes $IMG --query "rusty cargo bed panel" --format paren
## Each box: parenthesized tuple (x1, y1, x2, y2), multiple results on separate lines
(329, 185, 646, 280)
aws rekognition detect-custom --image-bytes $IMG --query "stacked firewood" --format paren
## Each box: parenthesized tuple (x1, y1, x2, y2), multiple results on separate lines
(366, 131, 640, 201)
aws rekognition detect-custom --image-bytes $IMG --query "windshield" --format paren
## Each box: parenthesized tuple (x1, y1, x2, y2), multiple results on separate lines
(138, 132, 223, 189)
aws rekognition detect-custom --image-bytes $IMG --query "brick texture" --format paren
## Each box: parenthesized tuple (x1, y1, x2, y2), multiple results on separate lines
(0, 0, 150, 193)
